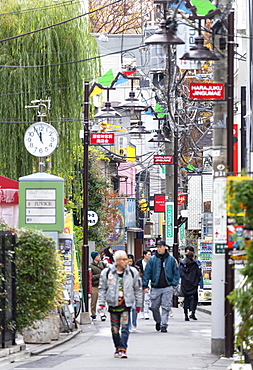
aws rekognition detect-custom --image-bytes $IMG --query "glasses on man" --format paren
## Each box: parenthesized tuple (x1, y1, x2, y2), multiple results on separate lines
(118, 258, 129, 262)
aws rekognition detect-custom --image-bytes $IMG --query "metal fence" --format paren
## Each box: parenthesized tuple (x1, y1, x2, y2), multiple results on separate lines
(0, 231, 16, 348)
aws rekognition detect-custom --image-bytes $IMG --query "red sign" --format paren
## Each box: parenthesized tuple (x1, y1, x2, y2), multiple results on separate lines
(189, 83, 225, 100)
(178, 194, 187, 205)
(90, 133, 115, 145)
(154, 194, 166, 212)
(153, 155, 173, 164)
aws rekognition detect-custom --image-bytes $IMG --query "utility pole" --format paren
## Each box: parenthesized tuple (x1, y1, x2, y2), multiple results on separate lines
(211, 4, 234, 356)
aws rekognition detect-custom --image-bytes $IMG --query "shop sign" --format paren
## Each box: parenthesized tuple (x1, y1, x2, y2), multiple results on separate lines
(178, 193, 187, 205)
(154, 194, 166, 212)
(153, 155, 173, 164)
(90, 133, 114, 145)
(165, 202, 174, 246)
(189, 83, 225, 100)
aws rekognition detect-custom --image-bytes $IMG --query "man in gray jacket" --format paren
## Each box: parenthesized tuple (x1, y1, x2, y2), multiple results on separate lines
(98, 250, 142, 359)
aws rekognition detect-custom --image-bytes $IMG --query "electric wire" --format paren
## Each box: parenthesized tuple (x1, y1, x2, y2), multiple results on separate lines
(0, 0, 122, 44)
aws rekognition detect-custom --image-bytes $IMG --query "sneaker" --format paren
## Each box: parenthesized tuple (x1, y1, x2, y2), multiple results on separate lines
(185, 315, 189, 321)
(114, 350, 121, 358)
(144, 313, 149, 320)
(155, 322, 161, 331)
(91, 316, 96, 321)
(161, 327, 167, 333)
(101, 315, 106, 321)
(169, 310, 173, 318)
(120, 350, 128, 358)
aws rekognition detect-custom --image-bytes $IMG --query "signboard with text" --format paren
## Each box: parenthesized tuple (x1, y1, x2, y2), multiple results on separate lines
(190, 83, 225, 100)
(178, 193, 187, 205)
(154, 155, 173, 165)
(165, 202, 174, 246)
(154, 194, 166, 212)
(19, 172, 64, 231)
(90, 133, 115, 145)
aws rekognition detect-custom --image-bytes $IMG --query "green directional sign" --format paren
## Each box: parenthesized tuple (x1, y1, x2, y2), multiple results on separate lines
(191, 0, 216, 16)
(166, 202, 174, 246)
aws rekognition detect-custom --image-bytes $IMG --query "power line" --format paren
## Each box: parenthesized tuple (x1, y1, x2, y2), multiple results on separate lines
(0, 0, 83, 16)
(0, 45, 142, 69)
(0, 0, 122, 44)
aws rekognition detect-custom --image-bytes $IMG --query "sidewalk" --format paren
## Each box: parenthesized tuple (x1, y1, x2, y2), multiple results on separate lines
(0, 306, 234, 369)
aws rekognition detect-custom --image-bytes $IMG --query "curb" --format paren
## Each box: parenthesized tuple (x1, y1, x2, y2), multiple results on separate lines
(29, 329, 82, 356)
(197, 306, 211, 315)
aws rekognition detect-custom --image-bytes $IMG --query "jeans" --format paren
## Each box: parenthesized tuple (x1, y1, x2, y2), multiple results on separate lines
(110, 310, 130, 351)
(150, 286, 173, 329)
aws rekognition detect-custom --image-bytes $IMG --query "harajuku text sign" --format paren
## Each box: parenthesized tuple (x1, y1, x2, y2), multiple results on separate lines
(190, 83, 225, 100)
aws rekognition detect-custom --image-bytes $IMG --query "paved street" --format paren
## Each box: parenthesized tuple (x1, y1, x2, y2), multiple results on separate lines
(1, 306, 232, 370)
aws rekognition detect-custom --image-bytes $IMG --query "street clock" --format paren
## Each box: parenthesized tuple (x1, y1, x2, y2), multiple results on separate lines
(24, 122, 59, 157)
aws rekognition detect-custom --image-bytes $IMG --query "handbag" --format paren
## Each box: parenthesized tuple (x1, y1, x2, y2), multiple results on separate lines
(173, 278, 184, 297)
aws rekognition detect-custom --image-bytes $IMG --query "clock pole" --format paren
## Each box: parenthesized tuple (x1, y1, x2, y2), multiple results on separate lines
(82, 81, 90, 313)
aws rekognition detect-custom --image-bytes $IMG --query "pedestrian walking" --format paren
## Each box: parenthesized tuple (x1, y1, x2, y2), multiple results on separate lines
(127, 254, 138, 331)
(135, 249, 152, 319)
(143, 240, 179, 333)
(98, 250, 142, 358)
(103, 246, 114, 265)
(89, 251, 106, 321)
(180, 246, 203, 319)
(180, 251, 201, 321)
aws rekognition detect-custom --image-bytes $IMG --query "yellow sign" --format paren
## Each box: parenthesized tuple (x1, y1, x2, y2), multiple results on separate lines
(64, 213, 80, 291)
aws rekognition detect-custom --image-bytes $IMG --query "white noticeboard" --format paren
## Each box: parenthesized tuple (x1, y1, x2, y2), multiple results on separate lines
(213, 177, 227, 248)
(25, 188, 56, 224)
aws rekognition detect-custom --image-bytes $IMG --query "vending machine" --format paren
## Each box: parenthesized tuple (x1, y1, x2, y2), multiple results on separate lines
(198, 240, 212, 302)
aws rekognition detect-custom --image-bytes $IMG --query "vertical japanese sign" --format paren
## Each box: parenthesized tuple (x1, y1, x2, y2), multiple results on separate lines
(165, 202, 174, 246)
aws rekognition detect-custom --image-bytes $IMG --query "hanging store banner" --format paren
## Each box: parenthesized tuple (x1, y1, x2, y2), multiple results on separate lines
(90, 133, 115, 145)
(165, 202, 174, 246)
(154, 194, 166, 212)
(189, 83, 225, 100)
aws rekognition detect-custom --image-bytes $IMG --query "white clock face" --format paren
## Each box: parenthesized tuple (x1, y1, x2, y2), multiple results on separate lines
(24, 122, 59, 157)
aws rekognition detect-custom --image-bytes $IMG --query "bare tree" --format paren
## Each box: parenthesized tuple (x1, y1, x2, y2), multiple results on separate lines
(89, 0, 153, 34)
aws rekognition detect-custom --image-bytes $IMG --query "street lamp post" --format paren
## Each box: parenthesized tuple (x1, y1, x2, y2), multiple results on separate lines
(82, 81, 90, 313)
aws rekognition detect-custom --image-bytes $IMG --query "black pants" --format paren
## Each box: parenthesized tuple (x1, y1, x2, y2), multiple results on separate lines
(184, 289, 198, 315)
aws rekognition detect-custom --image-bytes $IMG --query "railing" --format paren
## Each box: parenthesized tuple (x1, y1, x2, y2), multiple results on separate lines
(0, 231, 16, 348)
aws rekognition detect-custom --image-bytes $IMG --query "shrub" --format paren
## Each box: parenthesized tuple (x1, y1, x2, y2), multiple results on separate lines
(15, 228, 58, 331)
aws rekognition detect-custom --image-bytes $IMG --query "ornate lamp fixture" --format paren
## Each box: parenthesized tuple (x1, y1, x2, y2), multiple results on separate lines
(148, 118, 170, 143)
(129, 121, 151, 134)
(145, 19, 185, 45)
(94, 88, 122, 119)
(180, 35, 219, 61)
(117, 78, 146, 113)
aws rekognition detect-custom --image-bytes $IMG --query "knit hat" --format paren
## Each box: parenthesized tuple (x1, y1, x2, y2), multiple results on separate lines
(91, 251, 99, 260)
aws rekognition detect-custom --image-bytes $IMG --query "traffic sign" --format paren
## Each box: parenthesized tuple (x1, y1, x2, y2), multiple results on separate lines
(88, 211, 98, 226)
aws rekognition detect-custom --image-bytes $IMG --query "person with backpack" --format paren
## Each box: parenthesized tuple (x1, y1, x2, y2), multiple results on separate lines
(89, 251, 106, 321)
(180, 251, 202, 321)
(98, 250, 142, 359)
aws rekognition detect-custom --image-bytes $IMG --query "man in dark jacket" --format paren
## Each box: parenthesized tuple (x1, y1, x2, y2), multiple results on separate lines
(180, 251, 201, 321)
(143, 240, 179, 333)
(89, 251, 106, 321)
